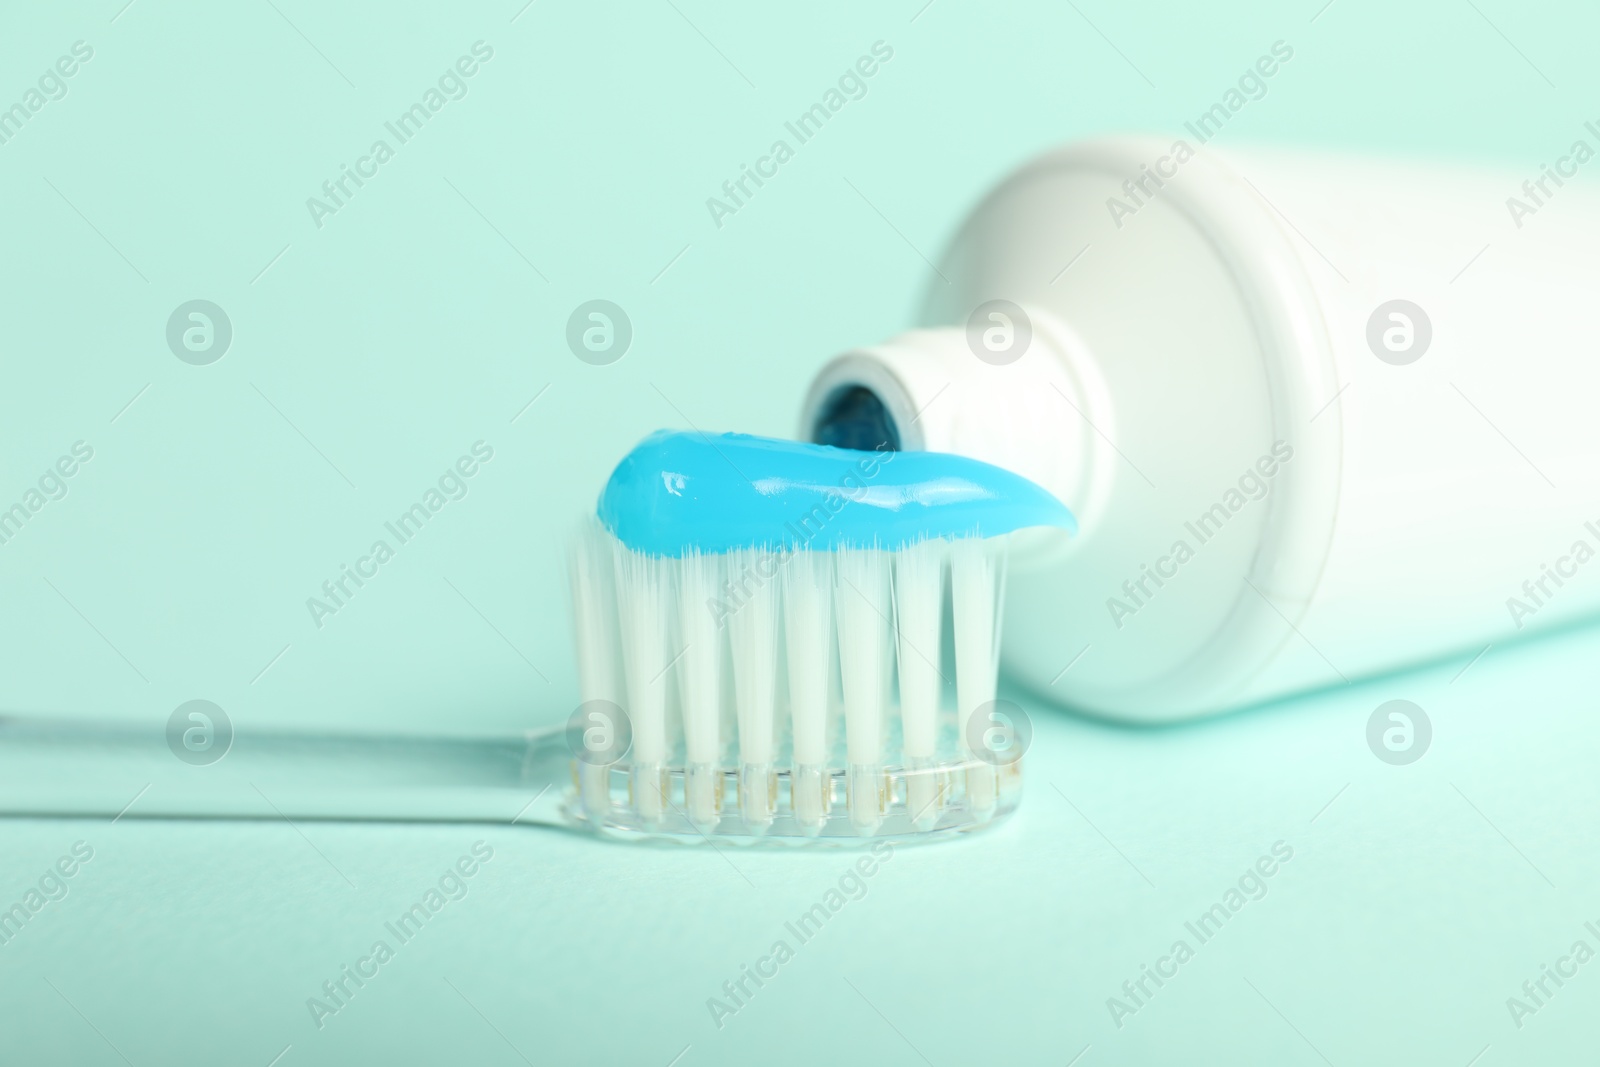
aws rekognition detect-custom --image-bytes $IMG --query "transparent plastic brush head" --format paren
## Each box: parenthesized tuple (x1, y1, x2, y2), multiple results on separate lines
(559, 698, 1030, 845)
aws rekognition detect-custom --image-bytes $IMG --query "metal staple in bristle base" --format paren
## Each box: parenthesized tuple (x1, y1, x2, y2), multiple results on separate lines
(565, 754, 1021, 845)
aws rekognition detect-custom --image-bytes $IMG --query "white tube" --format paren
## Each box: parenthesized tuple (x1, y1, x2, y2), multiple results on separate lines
(802, 135, 1600, 721)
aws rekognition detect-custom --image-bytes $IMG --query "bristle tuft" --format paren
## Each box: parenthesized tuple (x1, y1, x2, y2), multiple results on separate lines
(782, 549, 834, 831)
(611, 539, 673, 821)
(894, 538, 946, 829)
(726, 548, 779, 830)
(950, 537, 1004, 818)
(676, 549, 723, 828)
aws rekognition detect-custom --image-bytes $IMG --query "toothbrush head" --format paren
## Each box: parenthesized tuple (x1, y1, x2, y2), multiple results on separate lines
(564, 431, 1074, 845)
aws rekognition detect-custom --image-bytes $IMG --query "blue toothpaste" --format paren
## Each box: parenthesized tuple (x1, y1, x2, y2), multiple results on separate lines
(597, 430, 1075, 556)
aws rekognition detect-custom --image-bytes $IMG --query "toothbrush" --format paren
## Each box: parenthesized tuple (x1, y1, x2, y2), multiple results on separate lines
(570, 429, 1075, 842)
(0, 430, 1073, 846)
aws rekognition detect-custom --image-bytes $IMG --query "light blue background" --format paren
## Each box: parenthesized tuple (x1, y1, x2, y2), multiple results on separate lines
(1, 0, 1596, 1063)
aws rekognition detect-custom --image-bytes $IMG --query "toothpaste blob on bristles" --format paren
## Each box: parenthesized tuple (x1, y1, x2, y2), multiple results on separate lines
(597, 430, 1076, 555)
(569, 430, 1075, 844)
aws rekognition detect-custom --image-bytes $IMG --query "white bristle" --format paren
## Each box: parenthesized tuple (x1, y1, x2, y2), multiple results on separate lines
(570, 519, 621, 703)
(893, 539, 945, 829)
(612, 541, 673, 822)
(676, 549, 724, 830)
(835, 546, 893, 835)
(781, 549, 833, 832)
(569, 522, 1024, 841)
(950, 537, 1006, 818)
(569, 520, 621, 818)
(726, 548, 780, 832)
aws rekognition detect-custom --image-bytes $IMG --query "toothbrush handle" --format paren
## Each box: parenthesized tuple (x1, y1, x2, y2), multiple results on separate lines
(0, 717, 574, 827)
